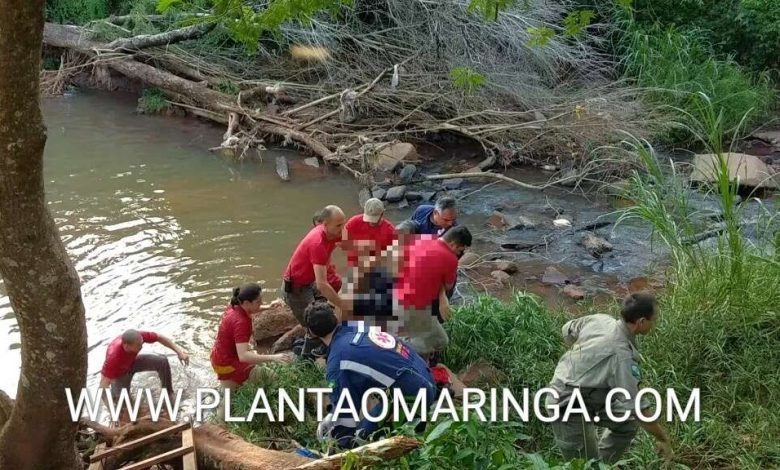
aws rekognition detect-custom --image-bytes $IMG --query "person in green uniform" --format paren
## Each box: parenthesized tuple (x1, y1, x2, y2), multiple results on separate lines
(546, 292, 673, 464)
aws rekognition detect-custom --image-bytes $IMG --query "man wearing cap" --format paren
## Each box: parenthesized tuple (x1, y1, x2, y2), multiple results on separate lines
(343, 198, 396, 274)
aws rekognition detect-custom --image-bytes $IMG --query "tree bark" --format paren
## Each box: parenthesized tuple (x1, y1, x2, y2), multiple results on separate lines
(106, 23, 216, 52)
(0, 1, 88, 469)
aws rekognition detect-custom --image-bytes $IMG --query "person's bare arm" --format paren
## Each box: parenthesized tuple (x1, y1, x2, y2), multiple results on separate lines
(438, 286, 452, 321)
(314, 264, 343, 309)
(236, 343, 293, 365)
(639, 413, 673, 461)
(156, 334, 190, 366)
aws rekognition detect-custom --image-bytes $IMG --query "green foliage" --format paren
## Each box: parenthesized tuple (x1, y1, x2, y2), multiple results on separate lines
(620, 21, 774, 146)
(527, 26, 556, 47)
(158, 0, 352, 51)
(466, 0, 516, 21)
(563, 10, 594, 37)
(614, 106, 780, 467)
(449, 67, 487, 95)
(631, 0, 780, 72)
(216, 79, 240, 95)
(47, 0, 112, 24)
(139, 88, 169, 113)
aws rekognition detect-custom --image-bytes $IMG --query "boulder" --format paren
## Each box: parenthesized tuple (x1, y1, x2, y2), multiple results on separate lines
(372, 187, 387, 201)
(385, 185, 407, 202)
(358, 188, 372, 207)
(487, 211, 508, 230)
(542, 266, 568, 285)
(405, 191, 423, 202)
(271, 325, 305, 353)
(442, 178, 464, 190)
(376, 142, 418, 172)
(493, 260, 519, 274)
(252, 304, 299, 342)
(398, 199, 409, 209)
(399, 164, 417, 184)
(420, 191, 437, 202)
(303, 157, 320, 168)
(491, 270, 511, 284)
(504, 214, 536, 230)
(690, 152, 779, 189)
(580, 232, 613, 258)
(459, 252, 480, 267)
(563, 285, 586, 301)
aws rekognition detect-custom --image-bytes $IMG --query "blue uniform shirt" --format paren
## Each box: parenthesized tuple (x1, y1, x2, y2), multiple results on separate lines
(411, 205, 457, 236)
(325, 324, 437, 448)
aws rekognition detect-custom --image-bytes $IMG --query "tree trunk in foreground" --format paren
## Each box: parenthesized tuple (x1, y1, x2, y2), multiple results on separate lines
(0, 1, 88, 469)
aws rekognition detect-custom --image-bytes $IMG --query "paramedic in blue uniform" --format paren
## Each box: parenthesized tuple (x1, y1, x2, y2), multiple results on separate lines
(304, 301, 438, 449)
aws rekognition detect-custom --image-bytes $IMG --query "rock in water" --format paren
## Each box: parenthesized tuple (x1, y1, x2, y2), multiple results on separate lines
(359, 188, 372, 207)
(691, 152, 779, 189)
(420, 191, 437, 202)
(442, 178, 464, 190)
(553, 218, 572, 228)
(398, 199, 409, 209)
(399, 164, 417, 183)
(372, 187, 387, 200)
(563, 285, 586, 301)
(491, 270, 511, 284)
(303, 157, 320, 168)
(405, 191, 422, 202)
(493, 260, 519, 274)
(542, 266, 568, 285)
(275, 156, 290, 181)
(580, 232, 613, 258)
(459, 251, 480, 267)
(376, 143, 418, 172)
(385, 185, 407, 202)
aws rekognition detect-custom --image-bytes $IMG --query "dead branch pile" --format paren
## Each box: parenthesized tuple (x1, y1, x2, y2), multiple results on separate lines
(42, 0, 656, 181)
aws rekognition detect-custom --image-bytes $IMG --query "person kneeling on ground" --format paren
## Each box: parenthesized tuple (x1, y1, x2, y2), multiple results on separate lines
(305, 301, 438, 449)
(210, 283, 294, 394)
(546, 292, 673, 464)
(99, 329, 189, 400)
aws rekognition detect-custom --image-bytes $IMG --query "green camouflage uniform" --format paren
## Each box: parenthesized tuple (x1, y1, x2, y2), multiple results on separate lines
(546, 314, 651, 464)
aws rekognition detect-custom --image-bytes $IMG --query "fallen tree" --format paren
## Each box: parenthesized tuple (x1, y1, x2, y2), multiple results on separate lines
(81, 418, 420, 470)
(42, 0, 654, 186)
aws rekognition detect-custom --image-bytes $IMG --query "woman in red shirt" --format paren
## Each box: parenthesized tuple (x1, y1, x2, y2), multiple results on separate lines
(210, 283, 293, 391)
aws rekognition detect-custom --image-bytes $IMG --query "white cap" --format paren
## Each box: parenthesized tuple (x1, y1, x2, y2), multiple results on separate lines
(363, 198, 385, 223)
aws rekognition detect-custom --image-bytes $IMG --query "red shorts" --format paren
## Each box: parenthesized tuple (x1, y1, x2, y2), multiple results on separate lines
(211, 360, 254, 385)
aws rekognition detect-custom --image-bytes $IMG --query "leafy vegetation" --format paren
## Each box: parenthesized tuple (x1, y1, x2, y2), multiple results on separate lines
(138, 88, 169, 113)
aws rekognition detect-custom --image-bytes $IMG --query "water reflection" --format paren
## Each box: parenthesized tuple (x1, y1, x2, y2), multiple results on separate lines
(0, 91, 362, 398)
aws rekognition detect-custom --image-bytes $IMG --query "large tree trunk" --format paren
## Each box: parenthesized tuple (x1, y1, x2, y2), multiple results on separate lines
(0, 1, 88, 469)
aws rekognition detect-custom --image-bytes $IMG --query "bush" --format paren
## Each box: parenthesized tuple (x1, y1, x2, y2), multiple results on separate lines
(620, 23, 774, 146)
(138, 88, 169, 114)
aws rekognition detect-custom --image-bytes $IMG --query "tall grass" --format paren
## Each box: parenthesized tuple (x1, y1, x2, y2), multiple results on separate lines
(615, 102, 780, 467)
(616, 6, 775, 146)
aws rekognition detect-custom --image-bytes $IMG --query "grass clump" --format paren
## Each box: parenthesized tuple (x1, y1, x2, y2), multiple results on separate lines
(614, 104, 780, 467)
(138, 88, 169, 114)
(227, 361, 327, 449)
(620, 22, 775, 146)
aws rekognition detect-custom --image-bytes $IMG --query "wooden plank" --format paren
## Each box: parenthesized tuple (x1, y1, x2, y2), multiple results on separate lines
(91, 422, 189, 463)
(181, 426, 198, 470)
(88, 443, 106, 470)
(117, 445, 194, 470)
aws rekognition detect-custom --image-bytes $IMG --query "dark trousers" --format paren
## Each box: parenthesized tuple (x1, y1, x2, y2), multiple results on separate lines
(110, 354, 173, 396)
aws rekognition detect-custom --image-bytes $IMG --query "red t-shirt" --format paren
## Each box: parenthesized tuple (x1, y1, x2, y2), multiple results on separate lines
(101, 331, 159, 379)
(327, 264, 342, 292)
(343, 215, 396, 266)
(284, 225, 339, 288)
(210, 304, 253, 369)
(395, 237, 458, 309)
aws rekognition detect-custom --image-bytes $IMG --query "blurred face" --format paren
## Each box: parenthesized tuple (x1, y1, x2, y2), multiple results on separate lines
(324, 211, 346, 239)
(122, 339, 143, 354)
(433, 208, 457, 229)
(242, 295, 264, 315)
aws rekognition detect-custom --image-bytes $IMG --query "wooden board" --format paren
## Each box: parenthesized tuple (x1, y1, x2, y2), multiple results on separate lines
(117, 444, 194, 470)
(88, 443, 106, 470)
(181, 426, 198, 470)
(91, 422, 189, 462)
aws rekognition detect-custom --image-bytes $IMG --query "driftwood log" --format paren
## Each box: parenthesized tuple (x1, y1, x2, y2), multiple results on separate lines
(82, 417, 421, 470)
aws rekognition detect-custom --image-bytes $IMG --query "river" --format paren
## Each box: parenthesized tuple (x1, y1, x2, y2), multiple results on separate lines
(0, 91, 364, 398)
